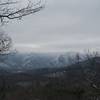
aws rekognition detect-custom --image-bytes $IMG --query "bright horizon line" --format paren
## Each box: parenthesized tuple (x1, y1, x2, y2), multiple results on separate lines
(14, 43, 41, 48)
(13, 43, 100, 53)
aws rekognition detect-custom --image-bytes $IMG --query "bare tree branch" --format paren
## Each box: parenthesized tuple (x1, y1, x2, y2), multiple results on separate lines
(0, 0, 45, 22)
(0, 31, 12, 54)
(0, 1, 18, 6)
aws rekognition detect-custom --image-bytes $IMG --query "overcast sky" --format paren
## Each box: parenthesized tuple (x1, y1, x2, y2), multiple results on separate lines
(4, 0, 100, 52)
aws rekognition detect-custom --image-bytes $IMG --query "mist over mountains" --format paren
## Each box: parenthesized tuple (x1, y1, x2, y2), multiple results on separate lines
(0, 52, 76, 72)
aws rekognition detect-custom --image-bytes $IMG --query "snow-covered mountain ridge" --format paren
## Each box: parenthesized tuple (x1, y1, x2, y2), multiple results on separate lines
(0, 52, 76, 72)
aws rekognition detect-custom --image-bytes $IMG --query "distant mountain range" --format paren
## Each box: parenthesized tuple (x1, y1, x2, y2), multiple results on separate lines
(0, 52, 76, 72)
(0, 52, 99, 100)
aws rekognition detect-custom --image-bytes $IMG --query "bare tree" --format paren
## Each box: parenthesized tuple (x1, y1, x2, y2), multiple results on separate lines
(0, 31, 12, 54)
(0, 0, 45, 23)
(0, 31, 12, 99)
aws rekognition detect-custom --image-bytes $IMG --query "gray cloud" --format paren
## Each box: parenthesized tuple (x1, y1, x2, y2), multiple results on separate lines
(4, 0, 100, 52)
